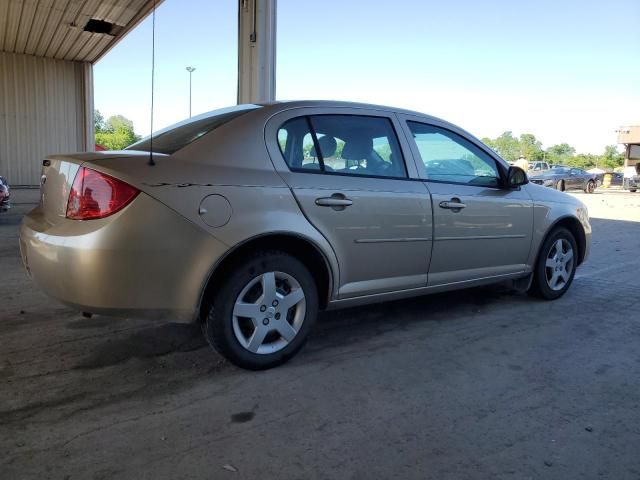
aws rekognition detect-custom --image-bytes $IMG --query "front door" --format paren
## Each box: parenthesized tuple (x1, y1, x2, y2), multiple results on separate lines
(400, 117, 533, 286)
(270, 111, 433, 298)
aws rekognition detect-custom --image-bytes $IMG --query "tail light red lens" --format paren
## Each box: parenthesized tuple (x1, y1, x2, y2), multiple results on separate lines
(66, 167, 139, 220)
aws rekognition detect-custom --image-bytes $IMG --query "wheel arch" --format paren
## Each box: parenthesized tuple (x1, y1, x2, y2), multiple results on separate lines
(197, 232, 335, 322)
(539, 215, 587, 266)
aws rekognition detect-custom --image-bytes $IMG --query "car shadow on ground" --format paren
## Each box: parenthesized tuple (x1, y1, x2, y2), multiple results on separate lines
(72, 283, 519, 373)
(1, 283, 531, 430)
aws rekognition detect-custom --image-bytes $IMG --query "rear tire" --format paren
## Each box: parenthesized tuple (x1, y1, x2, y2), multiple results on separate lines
(631, 189, 638, 193)
(528, 227, 578, 300)
(203, 251, 318, 370)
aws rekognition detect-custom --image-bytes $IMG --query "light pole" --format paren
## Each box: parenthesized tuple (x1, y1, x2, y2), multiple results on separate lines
(186, 66, 196, 118)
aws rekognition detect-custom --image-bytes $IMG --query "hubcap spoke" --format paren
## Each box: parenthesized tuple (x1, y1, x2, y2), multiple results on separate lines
(554, 239, 564, 256)
(563, 249, 573, 264)
(546, 257, 557, 268)
(233, 302, 260, 320)
(277, 321, 298, 343)
(247, 326, 269, 353)
(279, 288, 305, 312)
(261, 272, 277, 301)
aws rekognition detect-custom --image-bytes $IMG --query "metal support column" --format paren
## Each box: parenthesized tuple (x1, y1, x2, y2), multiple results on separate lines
(82, 62, 95, 152)
(237, 0, 277, 104)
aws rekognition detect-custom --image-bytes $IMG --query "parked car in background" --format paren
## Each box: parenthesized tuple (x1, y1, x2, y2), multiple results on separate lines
(20, 101, 592, 369)
(529, 166, 599, 193)
(528, 161, 551, 174)
(0, 176, 11, 212)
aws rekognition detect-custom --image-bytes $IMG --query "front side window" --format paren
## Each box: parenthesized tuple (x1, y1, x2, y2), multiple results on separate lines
(277, 115, 407, 178)
(407, 121, 500, 187)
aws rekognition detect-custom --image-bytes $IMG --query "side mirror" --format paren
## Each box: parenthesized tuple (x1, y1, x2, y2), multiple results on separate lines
(506, 166, 528, 188)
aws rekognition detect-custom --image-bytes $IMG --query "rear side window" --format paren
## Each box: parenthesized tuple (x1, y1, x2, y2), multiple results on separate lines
(128, 105, 260, 154)
(407, 121, 500, 187)
(277, 115, 407, 179)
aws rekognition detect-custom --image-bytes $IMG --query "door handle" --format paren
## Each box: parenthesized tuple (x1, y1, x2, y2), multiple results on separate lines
(315, 194, 353, 210)
(439, 199, 467, 210)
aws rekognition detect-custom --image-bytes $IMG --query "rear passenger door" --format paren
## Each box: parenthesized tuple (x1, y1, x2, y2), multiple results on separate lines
(398, 115, 533, 286)
(265, 108, 433, 299)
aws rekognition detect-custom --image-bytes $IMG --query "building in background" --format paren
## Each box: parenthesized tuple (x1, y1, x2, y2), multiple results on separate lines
(617, 126, 640, 192)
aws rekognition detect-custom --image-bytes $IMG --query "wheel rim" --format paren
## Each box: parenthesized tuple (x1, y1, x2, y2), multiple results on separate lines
(588, 181, 595, 193)
(232, 271, 306, 355)
(545, 239, 574, 291)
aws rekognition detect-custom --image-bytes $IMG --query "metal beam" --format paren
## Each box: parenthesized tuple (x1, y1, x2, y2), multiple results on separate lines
(237, 0, 277, 104)
(82, 62, 95, 152)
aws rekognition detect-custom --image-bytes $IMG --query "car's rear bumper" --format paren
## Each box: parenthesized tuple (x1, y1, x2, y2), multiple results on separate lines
(20, 193, 227, 322)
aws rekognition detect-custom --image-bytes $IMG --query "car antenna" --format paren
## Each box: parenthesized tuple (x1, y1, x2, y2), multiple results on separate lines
(148, 0, 156, 166)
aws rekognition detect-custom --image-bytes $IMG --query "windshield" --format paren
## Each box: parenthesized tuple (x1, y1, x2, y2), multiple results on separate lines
(127, 105, 261, 154)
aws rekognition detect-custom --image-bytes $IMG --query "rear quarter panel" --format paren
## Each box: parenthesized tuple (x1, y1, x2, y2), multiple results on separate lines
(82, 111, 341, 300)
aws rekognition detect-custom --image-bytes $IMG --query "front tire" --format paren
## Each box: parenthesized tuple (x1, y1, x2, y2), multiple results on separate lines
(584, 180, 596, 194)
(203, 251, 318, 370)
(557, 180, 565, 192)
(529, 227, 578, 300)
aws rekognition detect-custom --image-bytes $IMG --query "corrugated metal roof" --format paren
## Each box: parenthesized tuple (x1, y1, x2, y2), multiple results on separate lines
(0, 0, 162, 63)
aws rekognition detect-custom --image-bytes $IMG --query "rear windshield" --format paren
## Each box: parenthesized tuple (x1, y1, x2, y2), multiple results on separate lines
(127, 105, 260, 154)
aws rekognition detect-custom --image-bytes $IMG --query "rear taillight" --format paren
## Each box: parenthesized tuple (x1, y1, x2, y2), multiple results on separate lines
(66, 167, 139, 220)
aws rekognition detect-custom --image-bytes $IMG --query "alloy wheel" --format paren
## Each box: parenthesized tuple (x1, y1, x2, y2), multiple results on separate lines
(544, 239, 574, 291)
(232, 271, 306, 354)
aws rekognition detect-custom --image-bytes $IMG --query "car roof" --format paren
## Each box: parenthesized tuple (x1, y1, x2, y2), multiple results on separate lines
(257, 99, 442, 120)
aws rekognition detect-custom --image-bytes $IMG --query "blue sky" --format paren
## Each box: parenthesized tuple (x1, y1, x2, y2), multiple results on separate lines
(94, 0, 640, 154)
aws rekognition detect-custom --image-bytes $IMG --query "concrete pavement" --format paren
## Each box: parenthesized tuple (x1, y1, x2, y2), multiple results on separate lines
(1, 191, 640, 479)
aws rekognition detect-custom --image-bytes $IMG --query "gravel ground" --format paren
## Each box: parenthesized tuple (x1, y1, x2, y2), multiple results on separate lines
(1, 189, 639, 479)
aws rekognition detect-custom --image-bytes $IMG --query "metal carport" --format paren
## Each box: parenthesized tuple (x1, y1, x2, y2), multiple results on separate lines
(0, 0, 276, 185)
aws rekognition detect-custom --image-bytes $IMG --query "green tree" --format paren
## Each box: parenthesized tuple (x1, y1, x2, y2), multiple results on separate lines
(600, 145, 624, 170)
(545, 143, 576, 165)
(481, 132, 543, 162)
(568, 153, 598, 169)
(519, 133, 543, 162)
(491, 131, 521, 162)
(94, 109, 105, 134)
(95, 114, 140, 150)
